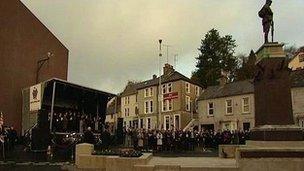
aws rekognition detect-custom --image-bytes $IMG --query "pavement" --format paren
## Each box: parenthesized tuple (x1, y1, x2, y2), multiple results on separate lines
(148, 156, 237, 168)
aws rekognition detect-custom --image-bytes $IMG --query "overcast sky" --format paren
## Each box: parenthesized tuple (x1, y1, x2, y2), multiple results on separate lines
(21, 0, 304, 94)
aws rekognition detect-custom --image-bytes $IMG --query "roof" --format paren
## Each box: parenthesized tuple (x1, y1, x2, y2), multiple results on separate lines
(199, 69, 304, 100)
(120, 83, 140, 96)
(120, 71, 202, 97)
(291, 69, 304, 87)
(27, 78, 116, 97)
(136, 71, 201, 90)
(198, 80, 254, 100)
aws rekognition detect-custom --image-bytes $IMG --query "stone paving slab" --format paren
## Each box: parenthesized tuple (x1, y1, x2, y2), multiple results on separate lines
(148, 157, 237, 168)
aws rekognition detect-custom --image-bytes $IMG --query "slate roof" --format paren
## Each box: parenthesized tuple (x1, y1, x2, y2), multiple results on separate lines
(291, 69, 304, 88)
(120, 83, 140, 96)
(198, 69, 304, 100)
(198, 80, 254, 101)
(138, 71, 201, 89)
(120, 71, 202, 97)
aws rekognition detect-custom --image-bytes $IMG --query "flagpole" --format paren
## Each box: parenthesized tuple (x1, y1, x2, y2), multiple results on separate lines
(158, 39, 162, 130)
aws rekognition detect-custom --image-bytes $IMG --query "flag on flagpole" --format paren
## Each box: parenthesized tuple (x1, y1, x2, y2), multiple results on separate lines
(0, 112, 4, 143)
(0, 112, 3, 129)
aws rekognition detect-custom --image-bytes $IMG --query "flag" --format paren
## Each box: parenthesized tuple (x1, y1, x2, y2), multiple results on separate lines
(0, 112, 3, 129)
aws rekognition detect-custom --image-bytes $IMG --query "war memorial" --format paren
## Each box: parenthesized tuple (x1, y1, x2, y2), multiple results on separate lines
(1, 0, 304, 171)
(74, 1, 304, 170)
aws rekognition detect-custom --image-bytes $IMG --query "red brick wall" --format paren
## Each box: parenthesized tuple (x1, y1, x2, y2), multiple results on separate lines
(0, 0, 69, 133)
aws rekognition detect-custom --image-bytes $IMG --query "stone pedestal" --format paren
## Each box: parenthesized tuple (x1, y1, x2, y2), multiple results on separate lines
(256, 42, 285, 61)
(252, 43, 303, 141)
(250, 125, 303, 141)
(236, 43, 304, 171)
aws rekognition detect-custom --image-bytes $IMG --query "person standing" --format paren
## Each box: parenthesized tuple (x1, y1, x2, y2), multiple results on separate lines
(83, 127, 95, 144)
(79, 116, 84, 133)
(156, 131, 163, 152)
(137, 130, 144, 151)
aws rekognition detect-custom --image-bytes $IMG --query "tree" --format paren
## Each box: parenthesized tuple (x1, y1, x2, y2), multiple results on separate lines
(284, 45, 298, 59)
(191, 29, 238, 88)
(235, 50, 256, 81)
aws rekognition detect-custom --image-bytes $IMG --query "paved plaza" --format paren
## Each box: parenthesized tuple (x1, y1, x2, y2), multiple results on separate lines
(148, 157, 237, 168)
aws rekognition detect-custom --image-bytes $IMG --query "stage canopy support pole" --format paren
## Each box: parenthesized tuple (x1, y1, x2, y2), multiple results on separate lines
(96, 94, 99, 118)
(49, 81, 56, 132)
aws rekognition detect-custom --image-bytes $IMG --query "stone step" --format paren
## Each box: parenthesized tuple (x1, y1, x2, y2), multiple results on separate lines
(134, 164, 238, 171)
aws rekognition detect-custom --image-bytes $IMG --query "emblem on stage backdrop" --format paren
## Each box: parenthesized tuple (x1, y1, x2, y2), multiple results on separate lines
(30, 84, 42, 111)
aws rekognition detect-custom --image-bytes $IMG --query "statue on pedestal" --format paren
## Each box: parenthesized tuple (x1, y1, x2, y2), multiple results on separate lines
(258, 0, 274, 43)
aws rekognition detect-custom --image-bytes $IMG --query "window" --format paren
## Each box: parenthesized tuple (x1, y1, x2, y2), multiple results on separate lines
(125, 108, 129, 116)
(111, 114, 113, 119)
(174, 115, 180, 130)
(129, 121, 132, 128)
(167, 83, 172, 93)
(195, 100, 198, 113)
(146, 117, 151, 129)
(144, 88, 149, 97)
(145, 101, 149, 114)
(144, 100, 153, 114)
(242, 97, 250, 113)
(162, 84, 167, 94)
(162, 100, 167, 112)
(127, 108, 129, 116)
(208, 102, 214, 115)
(299, 119, 304, 128)
(144, 88, 153, 97)
(185, 82, 190, 93)
(162, 83, 172, 94)
(243, 122, 251, 131)
(195, 86, 200, 96)
(150, 100, 153, 113)
(164, 115, 170, 130)
(124, 96, 129, 105)
(168, 100, 172, 111)
(186, 96, 191, 111)
(162, 100, 173, 112)
(226, 99, 233, 114)
(150, 87, 153, 96)
(135, 106, 139, 115)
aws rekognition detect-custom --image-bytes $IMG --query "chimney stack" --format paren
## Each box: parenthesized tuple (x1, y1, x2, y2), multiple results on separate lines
(153, 74, 157, 79)
(163, 63, 175, 75)
(218, 69, 229, 86)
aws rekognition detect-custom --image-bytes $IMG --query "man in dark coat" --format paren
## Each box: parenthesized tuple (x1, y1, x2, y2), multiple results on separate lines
(83, 127, 95, 144)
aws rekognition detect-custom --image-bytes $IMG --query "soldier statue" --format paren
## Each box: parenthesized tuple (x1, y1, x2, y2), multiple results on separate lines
(258, 0, 274, 43)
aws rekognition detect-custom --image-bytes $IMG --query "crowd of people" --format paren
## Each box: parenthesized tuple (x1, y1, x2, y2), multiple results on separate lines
(0, 126, 18, 151)
(50, 111, 103, 133)
(121, 128, 250, 152)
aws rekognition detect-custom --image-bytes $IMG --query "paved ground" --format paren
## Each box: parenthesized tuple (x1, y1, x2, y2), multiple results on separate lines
(153, 148, 218, 157)
(148, 157, 237, 167)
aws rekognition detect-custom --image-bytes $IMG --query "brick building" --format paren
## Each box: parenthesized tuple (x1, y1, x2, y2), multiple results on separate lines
(0, 0, 69, 132)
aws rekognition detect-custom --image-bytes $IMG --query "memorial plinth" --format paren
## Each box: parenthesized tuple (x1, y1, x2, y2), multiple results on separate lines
(256, 42, 285, 61)
(251, 43, 303, 141)
(235, 42, 304, 171)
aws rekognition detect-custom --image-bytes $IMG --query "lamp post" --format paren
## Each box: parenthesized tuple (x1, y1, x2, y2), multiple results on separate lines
(158, 39, 162, 130)
(36, 52, 52, 83)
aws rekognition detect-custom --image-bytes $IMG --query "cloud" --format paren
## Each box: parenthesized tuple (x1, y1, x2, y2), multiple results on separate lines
(21, 0, 304, 93)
